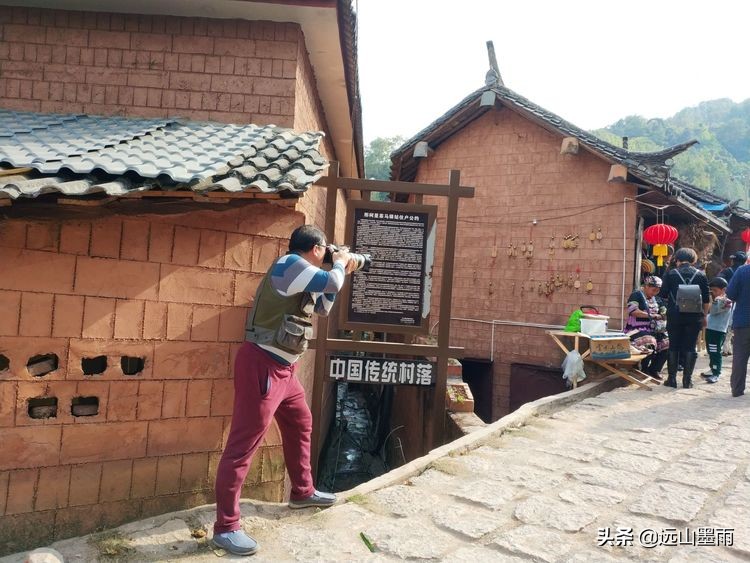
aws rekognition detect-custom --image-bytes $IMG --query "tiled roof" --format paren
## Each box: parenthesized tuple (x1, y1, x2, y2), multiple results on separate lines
(0, 110, 328, 201)
(390, 84, 697, 186)
(389, 82, 746, 230)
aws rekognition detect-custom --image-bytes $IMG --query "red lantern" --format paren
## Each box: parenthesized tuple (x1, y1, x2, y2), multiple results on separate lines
(643, 224, 678, 266)
(742, 228, 750, 253)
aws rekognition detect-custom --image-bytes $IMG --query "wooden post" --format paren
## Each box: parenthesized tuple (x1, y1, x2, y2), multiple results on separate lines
(424, 170, 461, 451)
(310, 161, 339, 478)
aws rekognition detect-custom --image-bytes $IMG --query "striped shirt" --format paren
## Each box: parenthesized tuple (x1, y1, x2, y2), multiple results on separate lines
(256, 253, 346, 363)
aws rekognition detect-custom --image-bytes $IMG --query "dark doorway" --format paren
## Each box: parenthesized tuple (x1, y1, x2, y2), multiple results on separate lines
(461, 358, 493, 423)
(510, 363, 567, 413)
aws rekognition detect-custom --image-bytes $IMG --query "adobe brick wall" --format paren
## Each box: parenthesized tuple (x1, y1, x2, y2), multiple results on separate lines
(0, 6, 304, 126)
(415, 108, 637, 420)
(0, 202, 303, 554)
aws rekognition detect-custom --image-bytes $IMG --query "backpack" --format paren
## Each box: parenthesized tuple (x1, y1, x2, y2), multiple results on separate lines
(674, 268, 703, 314)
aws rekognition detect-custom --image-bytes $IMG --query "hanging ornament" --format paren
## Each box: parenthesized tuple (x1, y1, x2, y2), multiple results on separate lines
(596, 227, 603, 241)
(589, 228, 596, 242)
(641, 258, 656, 274)
(574, 273, 581, 290)
(520, 241, 527, 253)
(643, 223, 678, 266)
(507, 243, 513, 257)
(549, 236, 555, 255)
(742, 228, 750, 253)
(512, 244, 518, 257)
(586, 278, 594, 293)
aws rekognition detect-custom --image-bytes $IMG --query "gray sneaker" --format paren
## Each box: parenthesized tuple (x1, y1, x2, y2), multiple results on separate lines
(212, 530, 259, 556)
(288, 490, 336, 509)
(707, 375, 720, 384)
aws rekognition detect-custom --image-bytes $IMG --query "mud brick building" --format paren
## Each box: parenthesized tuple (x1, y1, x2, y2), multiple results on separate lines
(0, 0, 361, 554)
(391, 59, 744, 426)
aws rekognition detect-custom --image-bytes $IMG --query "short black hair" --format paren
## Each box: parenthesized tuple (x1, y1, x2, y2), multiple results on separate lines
(674, 247, 697, 264)
(289, 225, 326, 253)
(709, 277, 728, 289)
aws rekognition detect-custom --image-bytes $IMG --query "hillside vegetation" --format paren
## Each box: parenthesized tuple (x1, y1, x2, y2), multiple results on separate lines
(593, 98, 750, 205)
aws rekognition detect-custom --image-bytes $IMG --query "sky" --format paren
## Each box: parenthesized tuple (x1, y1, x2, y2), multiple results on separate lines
(357, 0, 750, 144)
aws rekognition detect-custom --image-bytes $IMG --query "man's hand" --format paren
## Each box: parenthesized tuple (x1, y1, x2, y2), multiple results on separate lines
(332, 248, 352, 270)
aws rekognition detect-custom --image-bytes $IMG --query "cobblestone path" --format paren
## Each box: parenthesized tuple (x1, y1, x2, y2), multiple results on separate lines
(5, 359, 750, 562)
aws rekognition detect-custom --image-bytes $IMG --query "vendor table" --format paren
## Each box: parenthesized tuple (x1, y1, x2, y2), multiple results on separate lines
(547, 330, 661, 390)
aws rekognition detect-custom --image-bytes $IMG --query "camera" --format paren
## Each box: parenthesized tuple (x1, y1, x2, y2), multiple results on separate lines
(323, 244, 372, 272)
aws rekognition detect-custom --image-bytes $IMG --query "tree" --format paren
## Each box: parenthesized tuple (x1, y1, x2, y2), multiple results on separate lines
(365, 135, 406, 180)
(364, 135, 406, 202)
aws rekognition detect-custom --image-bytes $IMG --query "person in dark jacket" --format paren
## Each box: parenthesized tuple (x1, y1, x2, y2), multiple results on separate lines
(719, 251, 747, 283)
(727, 262, 750, 397)
(659, 247, 710, 388)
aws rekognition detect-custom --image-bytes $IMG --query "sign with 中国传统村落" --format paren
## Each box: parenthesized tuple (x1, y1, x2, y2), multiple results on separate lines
(341, 200, 437, 334)
(328, 356, 436, 386)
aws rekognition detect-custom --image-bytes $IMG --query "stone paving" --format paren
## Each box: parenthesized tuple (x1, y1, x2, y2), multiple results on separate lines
(4, 357, 750, 562)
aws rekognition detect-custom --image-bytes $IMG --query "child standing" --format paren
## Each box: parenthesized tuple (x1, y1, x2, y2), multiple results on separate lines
(702, 277, 733, 383)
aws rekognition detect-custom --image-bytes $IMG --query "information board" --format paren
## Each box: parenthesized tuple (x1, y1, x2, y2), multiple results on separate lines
(328, 355, 436, 386)
(342, 201, 437, 334)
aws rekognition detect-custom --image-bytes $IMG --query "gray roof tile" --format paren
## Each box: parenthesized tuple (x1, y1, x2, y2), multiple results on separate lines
(0, 110, 328, 201)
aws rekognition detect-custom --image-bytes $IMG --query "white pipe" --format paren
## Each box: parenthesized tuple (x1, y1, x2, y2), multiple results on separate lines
(622, 197, 627, 331)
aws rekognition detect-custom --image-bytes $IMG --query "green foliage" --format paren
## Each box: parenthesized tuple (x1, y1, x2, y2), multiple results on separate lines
(364, 135, 405, 202)
(364, 136, 406, 180)
(593, 98, 750, 205)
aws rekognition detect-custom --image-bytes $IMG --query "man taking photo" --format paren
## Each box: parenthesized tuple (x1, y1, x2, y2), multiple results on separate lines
(213, 225, 355, 556)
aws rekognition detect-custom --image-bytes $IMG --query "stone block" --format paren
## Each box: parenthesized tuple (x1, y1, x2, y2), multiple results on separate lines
(629, 482, 708, 523)
(162, 380, 188, 418)
(132, 457, 157, 499)
(180, 452, 209, 492)
(155, 455, 182, 495)
(0, 511, 56, 557)
(493, 525, 572, 562)
(185, 379, 212, 417)
(99, 459, 133, 502)
(5, 469, 37, 514)
(191, 305, 219, 342)
(251, 236, 280, 273)
(107, 381, 139, 422)
(0, 382, 16, 427)
(237, 206, 303, 239)
(120, 220, 150, 261)
(18, 292, 54, 337)
(0, 248, 76, 294)
(0, 291, 21, 336)
(67, 339, 153, 380)
(514, 495, 598, 532)
(166, 302, 192, 340)
(210, 380, 234, 416)
(143, 301, 168, 340)
(74, 257, 160, 300)
(198, 230, 226, 268)
(0, 426, 61, 470)
(224, 232, 252, 271)
(137, 381, 163, 420)
(51, 294, 85, 338)
(60, 421, 147, 464)
(35, 465, 71, 510)
(148, 223, 174, 263)
(233, 272, 263, 306)
(0, 220, 27, 248)
(171, 226, 201, 266)
(217, 306, 247, 342)
(114, 299, 145, 340)
(81, 297, 116, 339)
(26, 222, 59, 251)
(158, 264, 233, 306)
(153, 341, 230, 379)
(147, 417, 223, 456)
(89, 220, 122, 258)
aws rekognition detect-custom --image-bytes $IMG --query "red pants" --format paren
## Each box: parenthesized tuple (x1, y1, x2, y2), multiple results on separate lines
(214, 342, 314, 533)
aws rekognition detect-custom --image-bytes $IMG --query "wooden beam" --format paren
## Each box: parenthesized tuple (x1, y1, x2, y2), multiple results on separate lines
(560, 137, 579, 155)
(58, 196, 117, 207)
(608, 164, 628, 183)
(316, 175, 474, 198)
(0, 167, 33, 177)
(0, 199, 11, 207)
